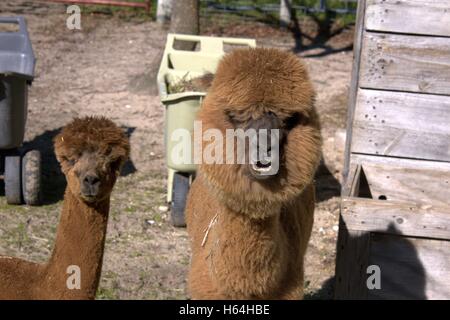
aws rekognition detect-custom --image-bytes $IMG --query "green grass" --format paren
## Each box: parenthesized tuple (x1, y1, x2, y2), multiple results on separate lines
(6, 222, 31, 249)
(97, 271, 121, 299)
(96, 285, 120, 299)
(79, 0, 157, 21)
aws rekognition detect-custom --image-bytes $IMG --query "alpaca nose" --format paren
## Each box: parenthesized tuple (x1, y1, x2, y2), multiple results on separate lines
(248, 129, 280, 178)
(82, 174, 100, 195)
(84, 175, 99, 186)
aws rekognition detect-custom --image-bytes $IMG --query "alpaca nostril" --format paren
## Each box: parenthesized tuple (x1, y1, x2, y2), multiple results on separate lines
(83, 175, 100, 186)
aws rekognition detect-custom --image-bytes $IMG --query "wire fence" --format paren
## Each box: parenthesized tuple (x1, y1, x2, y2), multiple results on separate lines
(201, 0, 358, 16)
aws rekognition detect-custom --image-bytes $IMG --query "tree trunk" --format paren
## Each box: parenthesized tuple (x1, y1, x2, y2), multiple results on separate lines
(280, 0, 293, 27)
(170, 0, 199, 50)
(156, 0, 173, 25)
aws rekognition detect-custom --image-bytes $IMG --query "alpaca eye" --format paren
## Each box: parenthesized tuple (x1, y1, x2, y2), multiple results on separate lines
(62, 157, 76, 166)
(110, 158, 122, 172)
(225, 111, 238, 124)
(284, 112, 302, 129)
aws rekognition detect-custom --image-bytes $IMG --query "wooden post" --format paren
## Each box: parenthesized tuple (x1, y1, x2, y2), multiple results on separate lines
(156, 0, 172, 25)
(279, 0, 292, 27)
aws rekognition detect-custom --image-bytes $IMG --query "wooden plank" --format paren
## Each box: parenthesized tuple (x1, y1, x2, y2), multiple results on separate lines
(366, 0, 450, 37)
(351, 89, 450, 162)
(360, 33, 450, 95)
(363, 164, 450, 206)
(350, 153, 450, 172)
(342, 198, 450, 240)
(342, 0, 366, 181)
(349, 164, 361, 197)
(368, 234, 450, 299)
(342, 163, 360, 197)
(352, 126, 450, 162)
(354, 162, 450, 206)
(334, 217, 370, 299)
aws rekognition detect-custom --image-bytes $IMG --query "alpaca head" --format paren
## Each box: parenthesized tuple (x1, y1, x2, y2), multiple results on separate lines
(54, 116, 130, 204)
(198, 48, 322, 216)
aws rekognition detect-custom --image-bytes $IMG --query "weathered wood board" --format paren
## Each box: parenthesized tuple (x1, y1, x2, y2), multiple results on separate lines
(351, 89, 450, 162)
(342, 198, 450, 240)
(360, 33, 450, 95)
(359, 164, 450, 206)
(365, 0, 450, 37)
(345, 155, 450, 206)
(336, 0, 450, 300)
(337, 159, 450, 299)
(350, 153, 450, 171)
(368, 234, 450, 300)
(342, 0, 367, 180)
(334, 227, 371, 300)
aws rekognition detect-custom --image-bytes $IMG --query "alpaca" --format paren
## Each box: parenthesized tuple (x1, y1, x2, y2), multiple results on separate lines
(186, 48, 322, 299)
(0, 116, 129, 300)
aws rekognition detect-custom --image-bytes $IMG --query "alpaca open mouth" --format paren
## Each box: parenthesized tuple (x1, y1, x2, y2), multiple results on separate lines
(251, 161, 272, 173)
(81, 194, 97, 202)
(249, 156, 278, 179)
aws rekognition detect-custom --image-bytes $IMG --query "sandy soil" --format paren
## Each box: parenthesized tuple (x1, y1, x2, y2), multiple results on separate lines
(0, 0, 353, 299)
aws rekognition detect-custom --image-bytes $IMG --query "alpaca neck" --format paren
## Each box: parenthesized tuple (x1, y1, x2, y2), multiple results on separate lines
(44, 188, 110, 298)
(222, 195, 283, 219)
(212, 204, 288, 298)
(228, 206, 283, 240)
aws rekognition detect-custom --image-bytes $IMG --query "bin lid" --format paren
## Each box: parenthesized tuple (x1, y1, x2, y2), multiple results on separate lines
(0, 17, 35, 80)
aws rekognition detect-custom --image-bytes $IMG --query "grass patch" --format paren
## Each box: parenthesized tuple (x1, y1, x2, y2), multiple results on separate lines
(96, 286, 120, 300)
(97, 271, 121, 299)
(6, 222, 31, 250)
(79, 0, 156, 21)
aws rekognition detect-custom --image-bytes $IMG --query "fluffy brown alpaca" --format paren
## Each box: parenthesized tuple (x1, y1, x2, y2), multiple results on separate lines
(0, 116, 129, 299)
(186, 48, 322, 299)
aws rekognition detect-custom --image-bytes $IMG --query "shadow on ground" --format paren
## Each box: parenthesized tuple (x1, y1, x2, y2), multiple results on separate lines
(289, 9, 354, 57)
(315, 158, 341, 202)
(305, 276, 335, 300)
(224, 3, 354, 57)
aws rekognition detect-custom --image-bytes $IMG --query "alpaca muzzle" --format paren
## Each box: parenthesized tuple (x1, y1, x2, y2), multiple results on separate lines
(81, 173, 101, 200)
(246, 113, 282, 179)
(248, 137, 280, 179)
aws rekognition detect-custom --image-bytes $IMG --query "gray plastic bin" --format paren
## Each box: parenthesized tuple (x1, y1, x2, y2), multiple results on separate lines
(0, 16, 41, 206)
(0, 16, 35, 149)
(0, 76, 29, 149)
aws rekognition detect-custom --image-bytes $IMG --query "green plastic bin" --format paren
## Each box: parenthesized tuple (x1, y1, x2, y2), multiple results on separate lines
(157, 33, 256, 226)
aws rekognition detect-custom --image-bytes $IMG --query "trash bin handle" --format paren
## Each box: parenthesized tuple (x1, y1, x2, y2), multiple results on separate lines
(0, 16, 27, 34)
(167, 33, 256, 54)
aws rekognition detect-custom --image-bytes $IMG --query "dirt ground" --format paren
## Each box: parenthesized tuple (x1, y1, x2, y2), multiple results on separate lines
(0, 1, 353, 299)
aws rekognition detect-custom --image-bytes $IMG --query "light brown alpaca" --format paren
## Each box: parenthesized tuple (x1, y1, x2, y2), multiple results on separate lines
(0, 116, 129, 299)
(186, 48, 322, 299)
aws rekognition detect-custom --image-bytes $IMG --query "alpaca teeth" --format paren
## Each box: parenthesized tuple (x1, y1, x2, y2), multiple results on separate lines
(251, 163, 272, 173)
